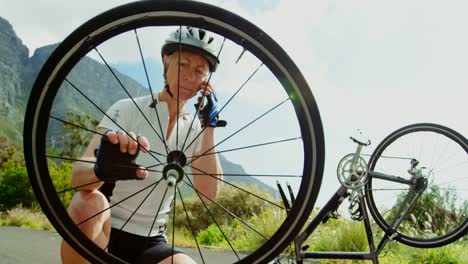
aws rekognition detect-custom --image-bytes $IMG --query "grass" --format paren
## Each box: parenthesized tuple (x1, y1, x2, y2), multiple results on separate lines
(1, 204, 466, 264)
(0, 205, 54, 231)
(377, 242, 467, 264)
(308, 218, 369, 252)
(289, 212, 467, 264)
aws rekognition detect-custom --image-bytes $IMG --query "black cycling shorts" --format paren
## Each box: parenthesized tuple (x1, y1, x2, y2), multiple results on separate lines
(108, 228, 185, 263)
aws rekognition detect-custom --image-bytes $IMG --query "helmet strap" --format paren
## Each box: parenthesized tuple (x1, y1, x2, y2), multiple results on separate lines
(162, 55, 175, 98)
(165, 83, 174, 98)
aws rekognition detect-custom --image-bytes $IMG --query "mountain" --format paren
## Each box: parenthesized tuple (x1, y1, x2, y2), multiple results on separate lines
(0, 17, 29, 141)
(220, 155, 278, 198)
(0, 16, 278, 197)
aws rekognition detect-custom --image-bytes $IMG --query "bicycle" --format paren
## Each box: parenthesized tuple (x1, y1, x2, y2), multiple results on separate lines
(24, 1, 324, 263)
(278, 123, 466, 263)
(22, 1, 465, 263)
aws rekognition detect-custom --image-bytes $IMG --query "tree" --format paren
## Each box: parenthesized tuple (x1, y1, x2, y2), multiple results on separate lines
(62, 111, 99, 158)
(0, 136, 23, 166)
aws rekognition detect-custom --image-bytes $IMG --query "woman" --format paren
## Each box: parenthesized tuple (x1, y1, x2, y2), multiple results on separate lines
(61, 26, 225, 264)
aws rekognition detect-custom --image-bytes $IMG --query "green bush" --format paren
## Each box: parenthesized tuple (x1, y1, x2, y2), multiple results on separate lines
(0, 156, 73, 211)
(173, 184, 275, 233)
(48, 159, 74, 208)
(196, 224, 229, 246)
(0, 160, 35, 210)
(0, 136, 33, 210)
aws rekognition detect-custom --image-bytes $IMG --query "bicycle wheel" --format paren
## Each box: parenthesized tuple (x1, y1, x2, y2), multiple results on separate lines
(23, 1, 324, 263)
(365, 123, 467, 248)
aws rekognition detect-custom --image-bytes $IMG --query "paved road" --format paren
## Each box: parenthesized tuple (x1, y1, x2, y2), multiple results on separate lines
(0, 226, 320, 263)
(0, 226, 62, 263)
(0, 226, 246, 263)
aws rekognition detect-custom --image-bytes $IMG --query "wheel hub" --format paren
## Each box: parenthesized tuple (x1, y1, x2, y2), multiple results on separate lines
(167, 150, 187, 166)
(413, 176, 427, 191)
(163, 151, 187, 186)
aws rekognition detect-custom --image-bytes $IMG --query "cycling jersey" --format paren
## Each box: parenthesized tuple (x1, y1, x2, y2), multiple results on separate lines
(98, 93, 202, 237)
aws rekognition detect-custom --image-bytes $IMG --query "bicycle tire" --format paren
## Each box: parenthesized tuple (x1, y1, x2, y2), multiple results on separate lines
(23, 1, 325, 263)
(365, 123, 467, 248)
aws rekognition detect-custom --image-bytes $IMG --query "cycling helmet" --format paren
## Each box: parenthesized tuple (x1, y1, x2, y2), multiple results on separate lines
(161, 26, 220, 72)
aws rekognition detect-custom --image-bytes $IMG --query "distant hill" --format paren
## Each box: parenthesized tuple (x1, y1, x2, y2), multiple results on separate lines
(0, 16, 278, 197)
(0, 16, 29, 141)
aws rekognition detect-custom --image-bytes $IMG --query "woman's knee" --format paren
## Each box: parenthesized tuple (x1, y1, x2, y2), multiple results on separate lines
(68, 190, 110, 224)
(159, 253, 197, 264)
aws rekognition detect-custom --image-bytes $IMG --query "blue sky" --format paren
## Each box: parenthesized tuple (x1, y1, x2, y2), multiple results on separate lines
(1, 0, 466, 207)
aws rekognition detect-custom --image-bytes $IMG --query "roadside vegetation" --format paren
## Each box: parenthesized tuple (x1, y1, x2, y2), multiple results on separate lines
(0, 126, 466, 263)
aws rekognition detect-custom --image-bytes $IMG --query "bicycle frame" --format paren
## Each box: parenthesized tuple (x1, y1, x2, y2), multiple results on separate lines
(291, 146, 426, 264)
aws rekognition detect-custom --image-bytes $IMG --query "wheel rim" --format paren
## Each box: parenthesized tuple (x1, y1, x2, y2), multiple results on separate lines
(366, 123, 467, 247)
(24, 1, 324, 263)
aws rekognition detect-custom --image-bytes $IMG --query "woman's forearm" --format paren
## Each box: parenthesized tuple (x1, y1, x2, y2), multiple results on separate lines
(192, 127, 223, 200)
(71, 158, 104, 191)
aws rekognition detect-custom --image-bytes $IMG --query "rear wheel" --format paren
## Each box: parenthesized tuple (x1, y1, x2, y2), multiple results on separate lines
(366, 123, 467, 248)
(24, 1, 324, 263)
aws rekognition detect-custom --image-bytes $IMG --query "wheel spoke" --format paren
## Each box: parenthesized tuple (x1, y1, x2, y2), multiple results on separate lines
(57, 179, 103, 194)
(217, 63, 263, 116)
(183, 176, 240, 260)
(26, 4, 326, 262)
(186, 136, 301, 160)
(177, 186, 205, 264)
(46, 155, 95, 164)
(50, 115, 105, 136)
(145, 185, 170, 246)
(367, 124, 468, 246)
(186, 172, 301, 178)
(146, 160, 170, 170)
(432, 136, 451, 168)
(176, 26, 182, 150)
(180, 38, 227, 152)
(117, 179, 161, 231)
(94, 47, 170, 154)
(187, 164, 286, 210)
(103, 177, 162, 251)
(46, 154, 163, 174)
(429, 134, 441, 169)
(134, 29, 170, 155)
(183, 179, 269, 240)
(77, 179, 162, 226)
(64, 79, 164, 165)
(434, 151, 466, 173)
(50, 115, 166, 157)
(186, 98, 290, 167)
(171, 183, 177, 264)
(182, 62, 263, 153)
(437, 176, 468, 186)
(365, 188, 411, 191)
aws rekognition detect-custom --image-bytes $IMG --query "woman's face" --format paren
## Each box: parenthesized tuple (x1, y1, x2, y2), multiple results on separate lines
(164, 50, 209, 101)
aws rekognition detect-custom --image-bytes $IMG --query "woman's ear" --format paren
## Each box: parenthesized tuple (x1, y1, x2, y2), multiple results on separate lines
(163, 54, 170, 72)
(162, 54, 169, 63)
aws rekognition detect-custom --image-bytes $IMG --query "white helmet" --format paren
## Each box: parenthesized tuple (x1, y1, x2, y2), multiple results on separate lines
(161, 26, 220, 72)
